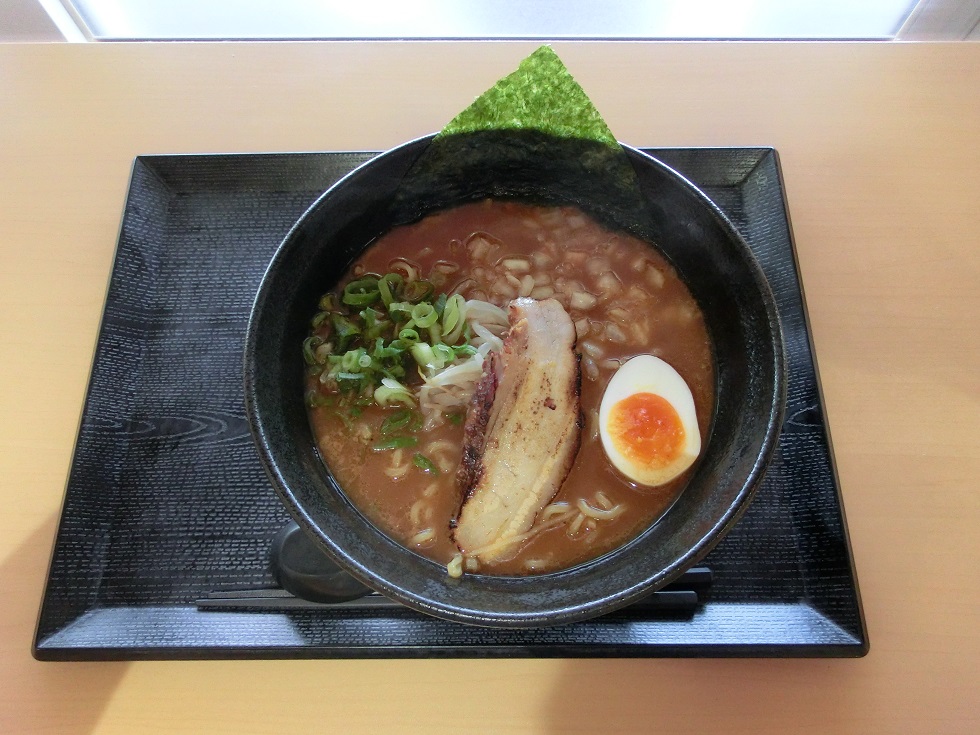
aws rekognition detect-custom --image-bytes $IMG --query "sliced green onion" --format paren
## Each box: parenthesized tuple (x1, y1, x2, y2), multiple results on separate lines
(413, 452, 440, 475)
(380, 364, 406, 380)
(410, 342, 438, 370)
(427, 321, 443, 345)
(305, 390, 333, 408)
(432, 343, 454, 367)
(343, 277, 381, 306)
(374, 377, 415, 407)
(313, 342, 333, 364)
(306, 268, 489, 413)
(374, 339, 405, 359)
(378, 273, 403, 307)
(388, 301, 414, 320)
(359, 307, 386, 340)
(398, 327, 421, 344)
(340, 349, 366, 372)
(442, 294, 467, 344)
(381, 409, 414, 435)
(373, 435, 418, 451)
(333, 410, 355, 431)
(411, 302, 438, 328)
(330, 314, 360, 351)
(302, 336, 323, 365)
(336, 371, 366, 381)
(446, 411, 465, 426)
(402, 279, 434, 303)
(433, 292, 448, 318)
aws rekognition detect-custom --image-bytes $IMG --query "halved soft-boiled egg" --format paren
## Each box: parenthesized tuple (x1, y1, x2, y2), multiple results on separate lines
(599, 355, 701, 487)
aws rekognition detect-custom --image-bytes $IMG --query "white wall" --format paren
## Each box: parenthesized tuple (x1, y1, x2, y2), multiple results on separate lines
(2, 0, 977, 43)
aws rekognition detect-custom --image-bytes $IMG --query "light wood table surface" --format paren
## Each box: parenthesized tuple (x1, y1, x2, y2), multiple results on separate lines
(1, 41, 977, 734)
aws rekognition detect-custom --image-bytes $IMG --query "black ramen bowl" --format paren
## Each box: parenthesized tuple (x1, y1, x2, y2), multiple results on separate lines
(245, 131, 785, 628)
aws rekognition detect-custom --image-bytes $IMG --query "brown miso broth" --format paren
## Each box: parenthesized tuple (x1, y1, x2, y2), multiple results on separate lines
(305, 200, 714, 576)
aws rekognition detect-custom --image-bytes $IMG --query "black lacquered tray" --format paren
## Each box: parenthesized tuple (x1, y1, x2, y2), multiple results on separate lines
(34, 147, 867, 659)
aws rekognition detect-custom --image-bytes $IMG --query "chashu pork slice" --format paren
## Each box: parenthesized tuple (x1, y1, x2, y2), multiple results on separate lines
(453, 297, 582, 562)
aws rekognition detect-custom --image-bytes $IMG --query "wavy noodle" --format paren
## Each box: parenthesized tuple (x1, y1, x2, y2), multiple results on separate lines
(467, 507, 579, 560)
(410, 528, 436, 546)
(432, 260, 460, 275)
(388, 257, 419, 282)
(449, 278, 477, 297)
(539, 502, 572, 520)
(459, 491, 626, 568)
(424, 439, 458, 474)
(447, 553, 464, 578)
(384, 448, 410, 479)
(409, 499, 427, 526)
(576, 497, 625, 521)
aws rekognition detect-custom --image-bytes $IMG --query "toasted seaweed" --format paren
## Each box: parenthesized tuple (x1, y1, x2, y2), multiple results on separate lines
(438, 46, 618, 148)
(391, 46, 653, 240)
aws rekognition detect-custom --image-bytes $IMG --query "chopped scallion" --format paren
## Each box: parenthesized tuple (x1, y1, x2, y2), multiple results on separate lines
(410, 342, 438, 370)
(413, 452, 440, 475)
(343, 276, 381, 307)
(308, 267, 487, 413)
(399, 327, 421, 344)
(302, 336, 323, 365)
(378, 272, 403, 307)
(305, 390, 333, 408)
(373, 435, 418, 451)
(381, 409, 415, 434)
(402, 279, 434, 303)
(411, 302, 438, 328)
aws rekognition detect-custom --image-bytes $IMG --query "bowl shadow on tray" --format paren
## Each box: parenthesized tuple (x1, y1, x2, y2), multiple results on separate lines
(10, 515, 128, 732)
(267, 521, 709, 621)
(245, 129, 785, 629)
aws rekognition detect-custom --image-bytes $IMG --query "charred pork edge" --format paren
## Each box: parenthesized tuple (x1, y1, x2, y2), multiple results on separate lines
(451, 303, 583, 556)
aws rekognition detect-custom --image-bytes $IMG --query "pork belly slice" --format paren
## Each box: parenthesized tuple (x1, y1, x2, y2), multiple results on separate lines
(453, 297, 582, 562)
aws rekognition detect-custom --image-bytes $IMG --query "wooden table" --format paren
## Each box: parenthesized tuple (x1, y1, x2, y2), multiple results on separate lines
(1, 41, 977, 734)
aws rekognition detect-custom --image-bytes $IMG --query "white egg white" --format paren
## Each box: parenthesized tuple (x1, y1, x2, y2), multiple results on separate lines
(598, 355, 701, 487)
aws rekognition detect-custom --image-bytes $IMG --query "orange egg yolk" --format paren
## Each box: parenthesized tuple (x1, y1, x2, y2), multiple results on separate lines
(608, 392, 685, 468)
